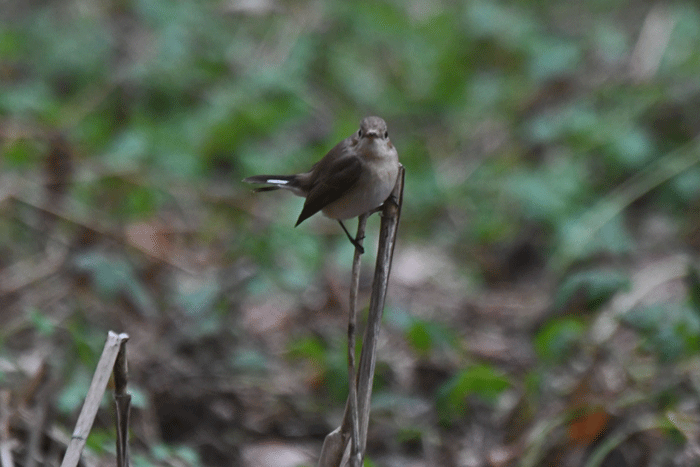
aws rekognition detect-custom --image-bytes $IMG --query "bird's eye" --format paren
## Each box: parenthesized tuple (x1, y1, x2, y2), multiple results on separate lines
(384, 131, 389, 138)
(358, 129, 363, 137)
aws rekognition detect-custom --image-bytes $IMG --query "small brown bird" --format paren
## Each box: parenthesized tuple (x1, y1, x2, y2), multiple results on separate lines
(244, 116, 400, 253)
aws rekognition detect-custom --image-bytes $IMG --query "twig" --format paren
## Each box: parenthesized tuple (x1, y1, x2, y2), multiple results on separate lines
(591, 253, 689, 345)
(317, 165, 404, 466)
(113, 338, 131, 467)
(355, 165, 404, 457)
(317, 427, 348, 467)
(60, 331, 130, 467)
(24, 391, 50, 467)
(629, 5, 675, 81)
(0, 391, 15, 467)
(24, 363, 53, 467)
(347, 214, 367, 467)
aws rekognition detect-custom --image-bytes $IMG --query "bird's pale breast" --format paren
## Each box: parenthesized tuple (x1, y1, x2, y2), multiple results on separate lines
(321, 152, 399, 220)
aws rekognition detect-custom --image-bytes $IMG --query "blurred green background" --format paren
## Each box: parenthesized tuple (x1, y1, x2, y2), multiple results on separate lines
(3, 0, 700, 466)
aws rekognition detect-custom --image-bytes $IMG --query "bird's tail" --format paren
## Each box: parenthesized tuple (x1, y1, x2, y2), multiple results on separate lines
(243, 175, 296, 192)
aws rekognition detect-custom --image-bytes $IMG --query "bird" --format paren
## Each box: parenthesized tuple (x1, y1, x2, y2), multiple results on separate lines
(243, 116, 400, 253)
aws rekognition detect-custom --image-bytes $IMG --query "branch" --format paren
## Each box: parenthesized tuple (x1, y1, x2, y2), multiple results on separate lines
(347, 213, 367, 467)
(317, 165, 404, 466)
(60, 332, 130, 467)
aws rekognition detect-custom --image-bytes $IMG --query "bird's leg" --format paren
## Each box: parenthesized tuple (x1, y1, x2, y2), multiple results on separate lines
(338, 220, 365, 254)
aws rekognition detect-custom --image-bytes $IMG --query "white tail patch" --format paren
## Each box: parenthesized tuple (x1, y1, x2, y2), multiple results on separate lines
(267, 179, 289, 185)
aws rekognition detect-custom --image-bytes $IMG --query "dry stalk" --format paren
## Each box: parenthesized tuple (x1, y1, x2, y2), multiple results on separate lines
(318, 165, 404, 467)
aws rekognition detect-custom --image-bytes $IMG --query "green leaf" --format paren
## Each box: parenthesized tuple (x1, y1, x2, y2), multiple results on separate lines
(175, 267, 220, 317)
(324, 345, 351, 402)
(172, 446, 200, 465)
(608, 128, 656, 169)
(593, 23, 630, 64)
(124, 185, 161, 217)
(671, 166, 700, 201)
(405, 319, 457, 355)
(72, 252, 157, 317)
(528, 37, 582, 82)
(57, 369, 93, 414)
(623, 303, 700, 362)
(555, 268, 630, 310)
(287, 335, 325, 362)
(0, 28, 24, 60)
(557, 212, 635, 262)
(230, 348, 269, 373)
(1, 138, 45, 168)
(0, 81, 55, 115)
(464, 1, 537, 47)
(84, 428, 113, 454)
(534, 317, 585, 363)
(590, 214, 635, 254)
(524, 102, 598, 144)
(436, 364, 510, 423)
(27, 307, 55, 335)
(67, 318, 107, 367)
(506, 158, 589, 224)
(407, 322, 432, 353)
(106, 130, 150, 170)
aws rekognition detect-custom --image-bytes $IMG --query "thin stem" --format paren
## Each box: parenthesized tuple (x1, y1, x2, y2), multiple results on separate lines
(317, 165, 405, 467)
(347, 214, 367, 467)
(356, 166, 404, 457)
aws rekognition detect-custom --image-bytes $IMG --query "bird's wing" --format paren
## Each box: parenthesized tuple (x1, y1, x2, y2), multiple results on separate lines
(295, 155, 362, 226)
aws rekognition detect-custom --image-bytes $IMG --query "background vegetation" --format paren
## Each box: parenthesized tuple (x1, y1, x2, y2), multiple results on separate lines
(3, 0, 700, 466)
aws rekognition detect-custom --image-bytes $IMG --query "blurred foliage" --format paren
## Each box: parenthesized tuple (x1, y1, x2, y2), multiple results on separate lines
(386, 308, 459, 355)
(623, 303, 700, 362)
(287, 334, 350, 402)
(534, 317, 586, 364)
(554, 267, 630, 311)
(435, 364, 511, 425)
(4, 0, 700, 465)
